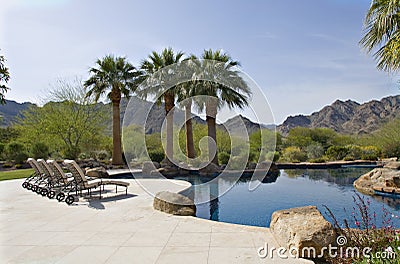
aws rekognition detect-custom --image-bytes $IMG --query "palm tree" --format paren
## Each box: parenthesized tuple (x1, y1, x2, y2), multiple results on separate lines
(360, 0, 400, 71)
(0, 52, 10, 105)
(140, 48, 185, 162)
(177, 81, 196, 159)
(195, 49, 252, 165)
(176, 56, 200, 160)
(84, 55, 141, 165)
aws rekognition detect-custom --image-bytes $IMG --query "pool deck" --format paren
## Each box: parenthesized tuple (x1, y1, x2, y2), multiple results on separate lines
(1, 178, 313, 264)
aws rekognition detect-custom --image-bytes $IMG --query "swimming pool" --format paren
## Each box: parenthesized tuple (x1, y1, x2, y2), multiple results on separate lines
(171, 168, 400, 228)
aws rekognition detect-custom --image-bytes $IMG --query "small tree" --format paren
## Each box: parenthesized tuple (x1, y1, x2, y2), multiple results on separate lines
(31, 142, 49, 159)
(17, 79, 109, 160)
(0, 51, 10, 104)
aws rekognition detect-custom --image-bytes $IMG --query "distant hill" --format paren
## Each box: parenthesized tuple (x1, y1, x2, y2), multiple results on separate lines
(278, 95, 400, 135)
(0, 100, 36, 127)
(223, 115, 262, 136)
(2, 95, 399, 135)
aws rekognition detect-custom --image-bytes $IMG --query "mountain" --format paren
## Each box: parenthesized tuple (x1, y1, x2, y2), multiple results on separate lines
(120, 97, 206, 134)
(278, 95, 400, 135)
(2, 95, 399, 136)
(223, 115, 262, 136)
(0, 100, 36, 127)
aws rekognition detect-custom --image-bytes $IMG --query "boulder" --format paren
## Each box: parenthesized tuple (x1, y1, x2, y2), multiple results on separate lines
(270, 206, 336, 259)
(199, 163, 220, 176)
(354, 168, 400, 195)
(384, 161, 400, 170)
(247, 162, 257, 170)
(142, 161, 160, 175)
(153, 191, 196, 216)
(85, 167, 109, 178)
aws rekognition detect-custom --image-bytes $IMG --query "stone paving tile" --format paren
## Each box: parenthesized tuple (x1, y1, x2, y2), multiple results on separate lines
(156, 246, 209, 264)
(166, 232, 211, 247)
(210, 232, 255, 248)
(84, 231, 132, 246)
(6, 231, 61, 246)
(208, 247, 264, 264)
(105, 246, 163, 264)
(8, 245, 76, 264)
(123, 231, 172, 247)
(44, 231, 97, 246)
(55, 245, 118, 264)
(0, 245, 35, 263)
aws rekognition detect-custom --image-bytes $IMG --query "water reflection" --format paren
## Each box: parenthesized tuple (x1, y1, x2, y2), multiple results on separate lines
(177, 168, 400, 227)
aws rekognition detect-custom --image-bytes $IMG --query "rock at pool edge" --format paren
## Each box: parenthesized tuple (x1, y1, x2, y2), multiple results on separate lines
(153, 191, 196, 216)
(270, 206, 336, 259)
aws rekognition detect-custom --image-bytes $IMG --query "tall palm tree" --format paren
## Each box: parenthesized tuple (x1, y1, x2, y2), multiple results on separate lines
(84, 55, 141, 165)
(360, 0, 400, 71)
(0, 52, 10, 105)
(195, 49, 252, 165)
(140, 48, 185, 162)
(176, 56, 200, 160)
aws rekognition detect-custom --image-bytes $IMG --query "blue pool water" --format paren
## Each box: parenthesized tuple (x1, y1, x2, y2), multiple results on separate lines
(172, 168, 400, 228)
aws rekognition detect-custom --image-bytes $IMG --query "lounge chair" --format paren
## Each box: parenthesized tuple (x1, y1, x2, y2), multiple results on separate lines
(24, 158, 47, 193)
(63, 160, 129, 205)
(47, 160, 77, 202)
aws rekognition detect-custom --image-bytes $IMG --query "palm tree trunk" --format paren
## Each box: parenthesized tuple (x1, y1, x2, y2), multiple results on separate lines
(164, 92, 175, 162)
(185, 100, 195, 159)
(111, 89, 123, 165)
(206, 100, 219, 165)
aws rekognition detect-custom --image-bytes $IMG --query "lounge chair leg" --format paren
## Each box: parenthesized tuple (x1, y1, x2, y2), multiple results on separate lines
(100, 186, 102, 199)
(116, 186, 117, 193)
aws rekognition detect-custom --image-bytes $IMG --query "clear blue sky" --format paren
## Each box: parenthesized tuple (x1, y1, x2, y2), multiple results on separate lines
(1, 0, 399, 124)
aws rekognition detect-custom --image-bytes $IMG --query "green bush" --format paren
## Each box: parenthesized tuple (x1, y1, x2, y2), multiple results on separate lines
(5, 142, 26, 162)
(15, 152, 29, 164)
(306, 143, 325, 160)
(309, 157, 327, 163)
(31, 142, 49, 159)
(97, 150, 109, 161)
(0, 143, 5, 159)
(265, 151, 280, 162)
(218, 151, 230, 165)
(280, 146, 307, 163)
(360, 146, 381, 160)
(345, 145, 363, 160)
(148, 150, 165, 163)
(325, 145, 349, 161)
(63, 146, 81, 160)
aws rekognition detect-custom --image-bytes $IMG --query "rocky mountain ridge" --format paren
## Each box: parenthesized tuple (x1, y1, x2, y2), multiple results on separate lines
(278, 95, 400, 135)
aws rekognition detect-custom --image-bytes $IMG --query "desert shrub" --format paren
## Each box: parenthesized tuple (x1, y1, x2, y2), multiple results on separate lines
(325, 145, 349, 161)
(226, 155, 248, 170)
(2, 163, 13, 168)
(360, 146, 381, 161)
(280, 146, 307, 163)
(324, 193, 400, 263)
(148, 150, 165, 163)
(78, 153, 88, 160)
(5, 142, 26, 162)
(306, 143, 325, 160)
(218, 151, 230, 165)
(63, 146, 81, 160)
(15, 152, 29, 164)
(345, 145, 363, 160)
(265, 151, 280, 162)
(0, 143, 5, 159)
(343, 156, 355, 161)
(309, 157, 327, 163)
(31, 142, 49, 159)
(97, 150, 109, 161)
